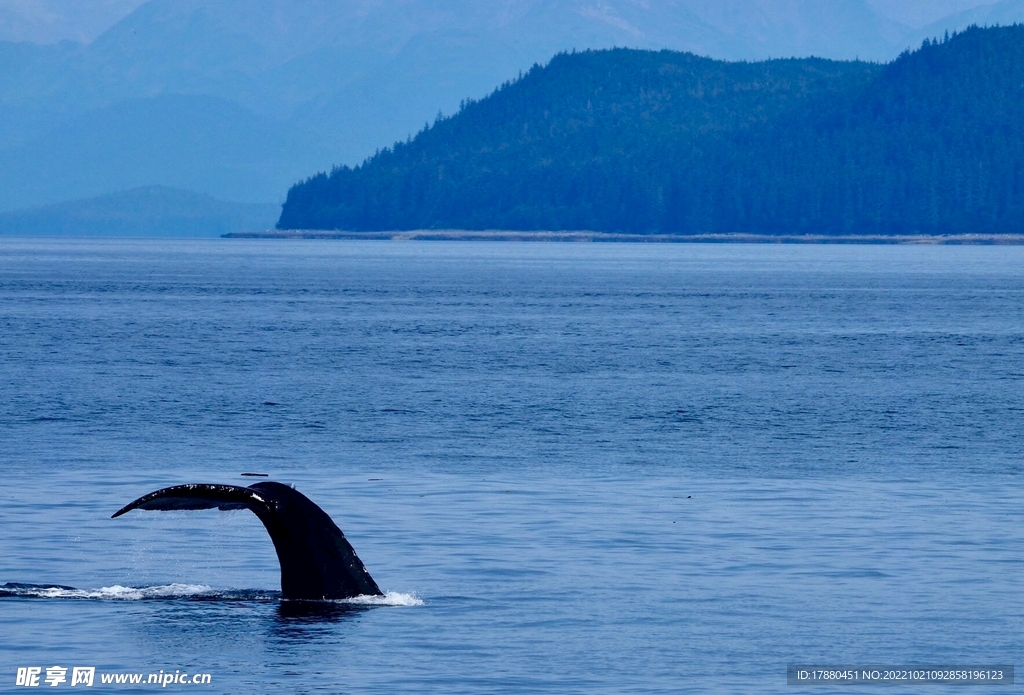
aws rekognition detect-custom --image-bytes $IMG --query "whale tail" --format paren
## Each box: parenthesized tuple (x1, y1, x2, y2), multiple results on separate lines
(113, 482, 382, 600)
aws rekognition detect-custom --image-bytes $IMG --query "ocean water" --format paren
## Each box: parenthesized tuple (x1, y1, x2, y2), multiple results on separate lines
(1, 238, 1022, 693)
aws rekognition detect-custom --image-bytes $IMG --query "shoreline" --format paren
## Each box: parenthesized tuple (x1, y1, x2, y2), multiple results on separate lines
(224, 230, 1024, 244)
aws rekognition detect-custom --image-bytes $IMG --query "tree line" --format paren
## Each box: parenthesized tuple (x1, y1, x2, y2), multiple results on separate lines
(278, 25, 1024, 235)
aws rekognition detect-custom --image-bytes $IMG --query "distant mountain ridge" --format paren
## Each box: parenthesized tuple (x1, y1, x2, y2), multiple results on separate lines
(0, 0, 997, 45)
(0, 187, 277, 237)
(0, 0, 146, 44)
(277, 25, 1024, 236)
(2, 0, 1024, 219)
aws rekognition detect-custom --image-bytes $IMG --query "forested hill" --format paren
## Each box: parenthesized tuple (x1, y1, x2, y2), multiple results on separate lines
(278, 25, 1024, 235)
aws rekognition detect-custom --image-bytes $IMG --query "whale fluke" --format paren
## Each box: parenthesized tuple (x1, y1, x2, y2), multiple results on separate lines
(113, 482, 382, 600)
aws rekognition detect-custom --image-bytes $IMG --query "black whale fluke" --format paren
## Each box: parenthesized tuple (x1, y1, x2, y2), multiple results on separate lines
(112, 482, 382, 601)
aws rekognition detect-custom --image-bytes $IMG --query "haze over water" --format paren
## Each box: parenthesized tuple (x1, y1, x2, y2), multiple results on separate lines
(1, 239, 1022, 693)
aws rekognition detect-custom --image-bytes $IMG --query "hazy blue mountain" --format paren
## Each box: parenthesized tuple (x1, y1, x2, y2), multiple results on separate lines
(0, 0, 1019, 226)
(0, 186, 277, 237)
(1, 0, 998, 44)
(911, 0, 1024, 44)
(0, 0, 146, 44)
(0, 94, 328, 207)
(864, 0, 996, 27)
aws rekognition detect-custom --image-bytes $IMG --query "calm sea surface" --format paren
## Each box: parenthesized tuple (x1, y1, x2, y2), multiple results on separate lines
(1, 238, 1023, 693)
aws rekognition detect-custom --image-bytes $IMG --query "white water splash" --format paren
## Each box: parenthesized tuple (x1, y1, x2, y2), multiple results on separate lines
(3, 583, 421, 605)
(343, 591, 423, 607)
(8, 583, 214, 600)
